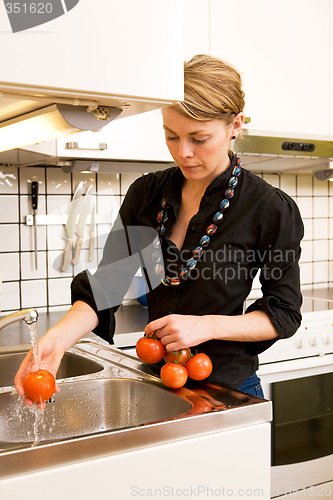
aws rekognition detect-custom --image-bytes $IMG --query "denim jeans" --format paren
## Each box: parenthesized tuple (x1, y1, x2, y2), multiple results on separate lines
(238, 373, 264, 398)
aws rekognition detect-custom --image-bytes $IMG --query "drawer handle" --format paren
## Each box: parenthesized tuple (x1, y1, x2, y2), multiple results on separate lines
(65, 142, 107, 151)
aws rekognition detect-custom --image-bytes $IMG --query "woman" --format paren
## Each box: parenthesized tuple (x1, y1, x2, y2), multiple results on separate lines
(15, 55, 304, 406)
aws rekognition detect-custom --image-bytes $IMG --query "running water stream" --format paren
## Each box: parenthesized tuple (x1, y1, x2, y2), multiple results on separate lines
(17, 321, 45, 446)
(29, 320, 39, 366)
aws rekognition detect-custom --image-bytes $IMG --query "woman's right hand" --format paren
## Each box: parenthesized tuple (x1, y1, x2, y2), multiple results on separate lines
(14, 301, 99, 409)
(14, 334, 64, 409)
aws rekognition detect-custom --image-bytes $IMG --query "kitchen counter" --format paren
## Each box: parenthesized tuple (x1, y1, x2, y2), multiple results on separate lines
(0, 301, 148, 348)
(0, 303, 272, 499)
(2, 288, 332, 347)
(301, 287, 333, 313)
(302, 286, 333, 302)
(0, 342, 272, 500)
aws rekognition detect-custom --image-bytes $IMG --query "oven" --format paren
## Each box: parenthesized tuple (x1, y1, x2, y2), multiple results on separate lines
(258, 294, 333, 498)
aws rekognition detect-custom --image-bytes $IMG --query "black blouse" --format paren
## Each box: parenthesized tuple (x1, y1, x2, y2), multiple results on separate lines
(71, 154, 304, 389)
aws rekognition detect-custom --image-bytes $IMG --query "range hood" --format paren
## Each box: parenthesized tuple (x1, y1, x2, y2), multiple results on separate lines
(234, 128, 333, 175)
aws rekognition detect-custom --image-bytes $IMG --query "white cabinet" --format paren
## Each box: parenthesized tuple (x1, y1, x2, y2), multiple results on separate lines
(24, 109, 173, 162)
(0, 423, 271, 500)
(330, 3, 333, 136)
(209, 0, 331, 136)
(55, 109, 173, 162)
(22, 0, 209, 164)
(0, 0, 183, 108)
(182, 0, 210, 61)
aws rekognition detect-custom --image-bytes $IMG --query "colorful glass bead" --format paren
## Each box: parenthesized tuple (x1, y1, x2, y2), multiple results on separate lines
(154, 264, 164, 276)
(179, 269, 190, 280)
(152, 249, 161, 263)
(233, 165, 241, 176)
(220, 199, 229, 211)
(200, 235, 210, 247)
(228, 176, 238, 188)
(186, 258, 197, 270)
(193, 246, 203, 260)
(225, 188, 234, 199)
(157, 210, 168, 224)
(153, 237, 161, 249)
(170, 277, 181, 287)
(161, 276, 171, 286)
(206, 224, 217, 235)
(213, 212, 223, 224)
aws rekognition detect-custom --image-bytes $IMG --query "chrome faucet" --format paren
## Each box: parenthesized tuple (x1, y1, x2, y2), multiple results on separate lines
(0, 308, 38, 330)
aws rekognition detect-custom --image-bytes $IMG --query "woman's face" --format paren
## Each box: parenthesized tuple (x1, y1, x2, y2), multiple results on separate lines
(162, 107, 243, 184)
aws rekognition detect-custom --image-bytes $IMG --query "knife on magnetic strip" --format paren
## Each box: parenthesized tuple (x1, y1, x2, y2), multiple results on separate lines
(61, 181, 84, 272)
(72, 184, 93, 265)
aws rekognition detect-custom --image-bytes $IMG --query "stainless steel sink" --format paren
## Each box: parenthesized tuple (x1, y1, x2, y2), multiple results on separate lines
(0, 346, 104, 388)
(0, 378, 192, 447)
(0, 340, 272, 481)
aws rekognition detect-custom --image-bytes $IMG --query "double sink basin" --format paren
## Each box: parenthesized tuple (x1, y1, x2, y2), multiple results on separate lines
(0, 343, 190, 447)
(0, 340, 272, 480)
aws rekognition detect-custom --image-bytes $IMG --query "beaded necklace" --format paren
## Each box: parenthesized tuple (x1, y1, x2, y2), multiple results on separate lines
(154, 156, 242, 287)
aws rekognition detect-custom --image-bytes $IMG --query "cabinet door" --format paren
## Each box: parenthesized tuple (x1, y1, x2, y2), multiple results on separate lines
(182, 0, 210, 61)
(0, 0, 183, 104)
(330, 3, 333, 136)
(55, 110, 173, 162)
(210, 0, 330, 136)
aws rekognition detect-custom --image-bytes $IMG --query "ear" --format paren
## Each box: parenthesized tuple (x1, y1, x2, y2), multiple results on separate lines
(231, 113, 244, 139)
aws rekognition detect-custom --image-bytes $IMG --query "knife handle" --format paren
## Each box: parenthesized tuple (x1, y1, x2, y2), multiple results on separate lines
(88, 233, 95, 262)
(72, 235, 83, 265)
(31, 181, 39, 210)
(61, 239, 73, 272)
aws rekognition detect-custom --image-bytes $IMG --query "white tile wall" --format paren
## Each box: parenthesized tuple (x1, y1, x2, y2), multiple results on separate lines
(47, 277, 72, 306)
(21, 279, 47, 309)
(243, 172, 332, 300)
(0, 224, 19, 252)
(0, 166, 18, 193)
(0, 165, 332, 313)
(0, 253, 19, 282)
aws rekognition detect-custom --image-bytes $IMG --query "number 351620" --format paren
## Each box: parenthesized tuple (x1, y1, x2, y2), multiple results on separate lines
(5, 3, 53, 14)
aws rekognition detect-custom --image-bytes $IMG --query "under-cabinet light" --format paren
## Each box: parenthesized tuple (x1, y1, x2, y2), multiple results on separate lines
(313, 166, 333, 181)
(0, 104, 122, 153)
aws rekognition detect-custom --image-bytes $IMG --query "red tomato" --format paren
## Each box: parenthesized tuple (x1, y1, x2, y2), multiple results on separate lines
(164, 348, 192, 365)
(185, 353, 213, 381)
(160, 363, 188, 389)
(23, 369, 56, 403)
(136, 336, 165, 364)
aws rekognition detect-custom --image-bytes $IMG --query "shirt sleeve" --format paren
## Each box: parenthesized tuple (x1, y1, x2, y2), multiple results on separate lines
(70, 175, 156, 344)
(245, 188, 304, 354)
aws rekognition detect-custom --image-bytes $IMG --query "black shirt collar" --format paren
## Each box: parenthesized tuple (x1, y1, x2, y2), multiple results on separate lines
(163, 152, 238, 210)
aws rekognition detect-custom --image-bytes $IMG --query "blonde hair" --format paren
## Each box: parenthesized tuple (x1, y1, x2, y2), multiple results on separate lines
(174, 54, 245, 125)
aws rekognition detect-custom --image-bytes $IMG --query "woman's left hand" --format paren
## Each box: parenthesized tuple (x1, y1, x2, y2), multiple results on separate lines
(144, 314, 213, 351)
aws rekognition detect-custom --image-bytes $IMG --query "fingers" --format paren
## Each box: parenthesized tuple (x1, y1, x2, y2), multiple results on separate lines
(144, 316, 168, 337)
(145, 315, 189, 351)
(22, 396, 35, 407)
(14, 349, 34, 396)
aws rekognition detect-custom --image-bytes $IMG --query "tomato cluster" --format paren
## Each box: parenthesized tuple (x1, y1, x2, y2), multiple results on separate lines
(136, 334, 213, 389)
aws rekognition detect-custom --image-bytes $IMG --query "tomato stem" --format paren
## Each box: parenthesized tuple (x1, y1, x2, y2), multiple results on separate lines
(146, 330, 158, 339)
